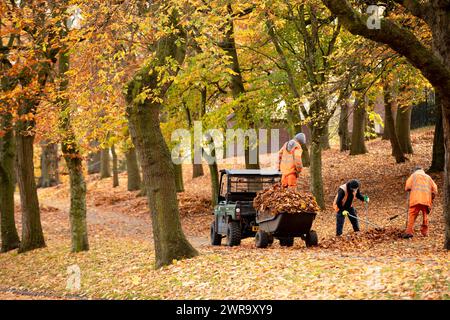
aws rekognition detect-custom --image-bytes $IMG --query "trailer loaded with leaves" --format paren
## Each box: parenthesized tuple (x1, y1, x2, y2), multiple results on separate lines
(253, 184, 320, 248)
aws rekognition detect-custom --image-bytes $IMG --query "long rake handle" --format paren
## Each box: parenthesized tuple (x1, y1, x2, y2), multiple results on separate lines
(365, 202, 369, 231)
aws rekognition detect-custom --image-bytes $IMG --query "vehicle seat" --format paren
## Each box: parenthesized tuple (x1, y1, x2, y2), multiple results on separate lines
(226, 192, 257, 202)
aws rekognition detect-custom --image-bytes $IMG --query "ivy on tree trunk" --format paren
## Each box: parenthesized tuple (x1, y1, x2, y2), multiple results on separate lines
(59, 49, 89, 252)
(0, 114, 20, 252)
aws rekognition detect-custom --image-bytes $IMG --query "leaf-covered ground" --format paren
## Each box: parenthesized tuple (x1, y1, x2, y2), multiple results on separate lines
(0, 128, 448, 299)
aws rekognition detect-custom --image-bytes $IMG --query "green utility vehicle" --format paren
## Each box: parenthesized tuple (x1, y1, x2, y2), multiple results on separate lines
(210, 169, 281, 246)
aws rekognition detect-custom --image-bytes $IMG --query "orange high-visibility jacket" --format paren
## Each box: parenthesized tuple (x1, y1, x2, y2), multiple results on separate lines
(405, 169, 438, 208)
(333, 184, 357, 212)
(278, 140, 303, 176)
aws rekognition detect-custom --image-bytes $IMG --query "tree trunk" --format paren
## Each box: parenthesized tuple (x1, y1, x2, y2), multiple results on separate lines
(382, 103, 391, 141)
(443, 96, 450, 249)
(174, 163, 184, 193)
(38, 142, 59, 188)
(320, 125, 331, 150)
(0, 56, 20, 252)
(338, 101, 351, 151)
(209, 162, 219, 207)
(39, 142, 50, 187)
(383, 101, 398, 144)
(204, 136, 220, 207)
(0, 115, 20, 252)
(100, 148, 111, 178)
(183, 96, 207, 179)
(429, 89, 445, 172)
(300, 143, 311, 168)
(62, 146, 89, 252)
(350, 97, 368, 155)
(15, 128, 45, 253)
(300, 139, 311, 168)
(87, 146, 101, 175)
(221, 4, 259, 170)
(366, 109, 376, 140)
(183, 101, 205, 179)
(111, 144, 119, 187)
(383, 83, 407, 163)
(245, 140, 260, 170)
(396, 105, 413, 154)
(309, 132, 325, 209)
(59, 49, 89, 252)
(192, 164, 204, 178)
(124, 15, 197, 268)
(126, 147, 141, 191)
(126, 104, 197, 268)
(430, 1, 450, 249)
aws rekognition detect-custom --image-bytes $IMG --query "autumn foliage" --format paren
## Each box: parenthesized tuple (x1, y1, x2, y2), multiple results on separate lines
(254, 183, 321, 215)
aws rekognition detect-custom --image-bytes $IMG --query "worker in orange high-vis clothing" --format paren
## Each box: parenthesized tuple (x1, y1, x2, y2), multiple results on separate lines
(277, 133, 306, 188)
(403, 166, 438, 238)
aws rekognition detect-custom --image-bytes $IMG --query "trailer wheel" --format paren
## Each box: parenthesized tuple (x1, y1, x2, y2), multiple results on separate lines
(255, 230, 269, 248)
(210, 222, 222, 246)
(226, 221, 241, 246)
(279, 237, 294, 247)
(305, 230, 318, 247)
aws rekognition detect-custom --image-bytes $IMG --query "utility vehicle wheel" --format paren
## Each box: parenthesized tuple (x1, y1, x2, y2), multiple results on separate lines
(268, 234, 274, 245)
(226, 221, 241, 246)
(255, 230, 269, 248)
(210, 222, 222, 246)
(305, 230, 318, 247)
(279, 237, 294, 247)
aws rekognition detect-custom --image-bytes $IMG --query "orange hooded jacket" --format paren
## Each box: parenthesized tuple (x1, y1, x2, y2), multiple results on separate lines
(405, 169, 438, 208)
(278, 140, 303, 177)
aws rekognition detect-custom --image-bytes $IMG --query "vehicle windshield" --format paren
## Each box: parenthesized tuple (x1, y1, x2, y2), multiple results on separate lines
(227, 176, 280, 193)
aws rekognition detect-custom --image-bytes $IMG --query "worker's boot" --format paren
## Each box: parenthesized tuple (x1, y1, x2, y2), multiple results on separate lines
(401, 233, 413, 239)
(420, 225, 428, 237)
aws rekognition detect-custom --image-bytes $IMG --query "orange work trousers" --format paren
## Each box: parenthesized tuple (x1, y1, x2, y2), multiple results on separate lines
(405, 204, 429, 236)
(281, 173, 297, 188)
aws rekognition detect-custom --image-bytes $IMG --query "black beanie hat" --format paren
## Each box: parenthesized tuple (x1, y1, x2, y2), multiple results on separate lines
(347, 179, 360, 190)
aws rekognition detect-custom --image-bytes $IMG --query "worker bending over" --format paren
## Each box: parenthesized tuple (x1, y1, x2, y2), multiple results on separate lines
(278, 133, 305, 188)
(333, 179, 369, 236)
(403, 166, 438, 238)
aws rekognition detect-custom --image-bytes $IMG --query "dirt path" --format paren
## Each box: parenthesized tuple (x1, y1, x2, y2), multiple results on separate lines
(39, 197, 209, 248)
